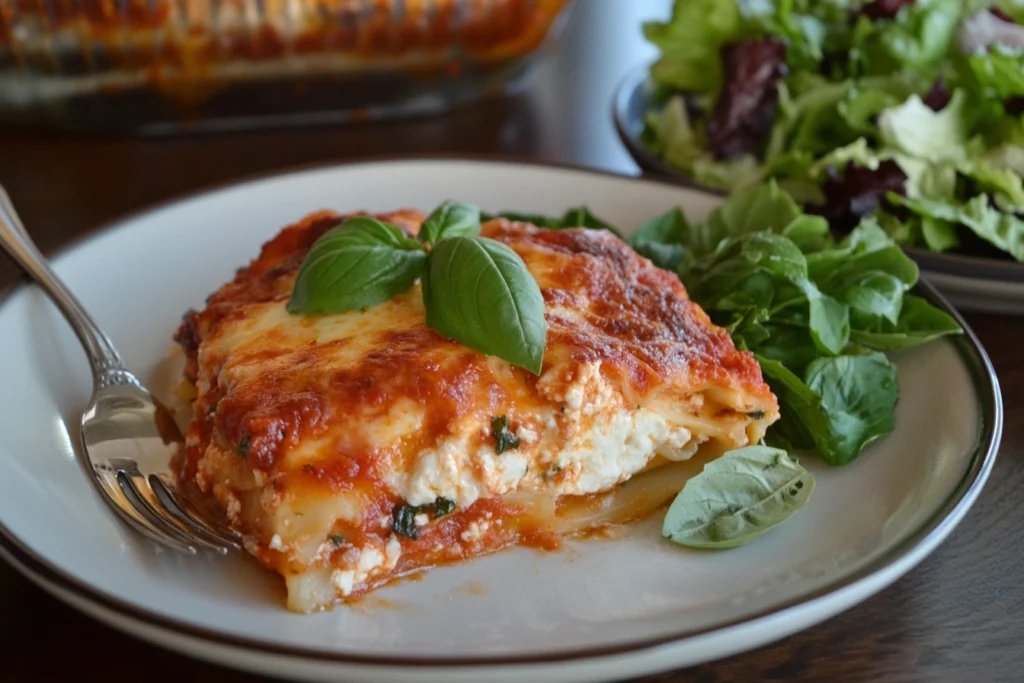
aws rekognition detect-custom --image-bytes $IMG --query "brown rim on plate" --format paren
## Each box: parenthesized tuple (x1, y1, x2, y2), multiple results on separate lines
(611, 62, 1024, 284)
(0, 156, 1004, 668)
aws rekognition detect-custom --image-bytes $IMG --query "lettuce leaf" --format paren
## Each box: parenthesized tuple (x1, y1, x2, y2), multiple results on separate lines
(965, 46, 1024, 100)
(986, 143, 1024, 176)
(849, 0, 963, 77)
(686, 181, 802, 262)
(756, 353, 899, 467)
(642, 0, 743, 94)
(960, 158, 1024, 210)
(628, 208, 691, 272)
(890, 193, 1024, 261)
(877, 91, 972, 163)
(646, 97, 765, 192)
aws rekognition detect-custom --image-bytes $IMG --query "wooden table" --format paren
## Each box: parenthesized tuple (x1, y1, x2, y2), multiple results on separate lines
(1, 1, 1022, 680)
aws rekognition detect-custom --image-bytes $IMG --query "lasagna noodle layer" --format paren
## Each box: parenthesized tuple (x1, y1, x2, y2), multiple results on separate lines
(174, 210, 780, 612)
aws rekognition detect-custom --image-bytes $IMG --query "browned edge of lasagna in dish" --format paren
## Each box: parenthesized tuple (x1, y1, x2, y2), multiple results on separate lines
(172, 208, 780, 613)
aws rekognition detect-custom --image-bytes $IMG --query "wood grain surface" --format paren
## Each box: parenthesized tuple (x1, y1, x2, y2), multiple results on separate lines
(1, 1, 1022, 681)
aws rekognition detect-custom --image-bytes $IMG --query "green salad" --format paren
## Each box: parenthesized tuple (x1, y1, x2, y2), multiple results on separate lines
(641, 0, 1024, 262)
(631, 181, 963, 465)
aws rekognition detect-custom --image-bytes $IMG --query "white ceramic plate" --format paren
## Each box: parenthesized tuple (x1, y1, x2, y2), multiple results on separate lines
(0, 159, 1002, 683)
(613, 64, 1024, 316)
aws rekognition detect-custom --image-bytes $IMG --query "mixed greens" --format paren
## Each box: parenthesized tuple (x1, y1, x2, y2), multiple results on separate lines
(631, 181, 962, 466)
(641, 0, 1024, 261)
(637, 182, 963, 547)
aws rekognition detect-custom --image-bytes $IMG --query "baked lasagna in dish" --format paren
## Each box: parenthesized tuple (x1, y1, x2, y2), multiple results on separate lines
(174, 210, 780, 612)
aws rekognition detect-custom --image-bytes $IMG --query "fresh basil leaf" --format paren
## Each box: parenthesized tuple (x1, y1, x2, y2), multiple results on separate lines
(662, 445, 815, 549)
(725, 304, 774, 350)
(634, 240, 690, 273)
(686, 233, 808, 301)
(482, 211, 564, 229)
(757, 352, 899, 466)
(850, 295, 962, 350)
(287, 217, 426, 315)
(628, 207, 690, 271)
(782, 214, 832, 253)
(743, 233, 810, 283)
(801, 282, 851, 357)
(807, 219, 920, 286)
(481, 207, 623, 237)
(559, 207, 624, 237)
(830, 270, 906, 328)
(804, 353, 899, 465)
(753, 323, 820, 378)
(687, 181, 803, 267)
(755, 356, 827, 452)
(423, 236, 548, 374)
(418, 201, 481, 246)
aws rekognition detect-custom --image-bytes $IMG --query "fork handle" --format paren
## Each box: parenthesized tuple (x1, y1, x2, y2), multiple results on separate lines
(0, 185, 130, 387)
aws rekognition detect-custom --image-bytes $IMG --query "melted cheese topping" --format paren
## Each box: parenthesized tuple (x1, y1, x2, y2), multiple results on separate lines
(174, 210, 780, 612)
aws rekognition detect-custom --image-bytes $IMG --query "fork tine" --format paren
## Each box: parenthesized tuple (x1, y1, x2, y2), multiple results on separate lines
(116, 470, 230, 554)
(150, 474, 244, 551)
(111, 473, 216, 552)
(95, 467, 198, 554)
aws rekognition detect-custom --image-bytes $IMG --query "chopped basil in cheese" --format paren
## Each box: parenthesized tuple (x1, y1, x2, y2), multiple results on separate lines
(433, 497, 456, 518)
(392, 496, 460, 538)
(490, 415, 521, 454)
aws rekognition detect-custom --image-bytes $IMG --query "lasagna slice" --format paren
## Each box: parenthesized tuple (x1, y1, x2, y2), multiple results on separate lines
(174, 210, 780, 613)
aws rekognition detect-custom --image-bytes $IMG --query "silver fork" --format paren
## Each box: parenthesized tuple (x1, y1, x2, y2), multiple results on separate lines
(0, 186, 241, 555)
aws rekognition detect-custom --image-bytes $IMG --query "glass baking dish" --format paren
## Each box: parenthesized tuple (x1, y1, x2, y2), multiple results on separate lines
(0, 0, 573, 134)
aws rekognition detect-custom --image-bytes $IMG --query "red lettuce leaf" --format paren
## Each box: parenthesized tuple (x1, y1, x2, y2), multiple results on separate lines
(707, 38, 789, 161)
(814, 160, 909, 233)
(859, 0, 916, 22)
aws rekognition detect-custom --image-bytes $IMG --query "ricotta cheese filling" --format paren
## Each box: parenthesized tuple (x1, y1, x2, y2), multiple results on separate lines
(396, 360, 701, 510)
